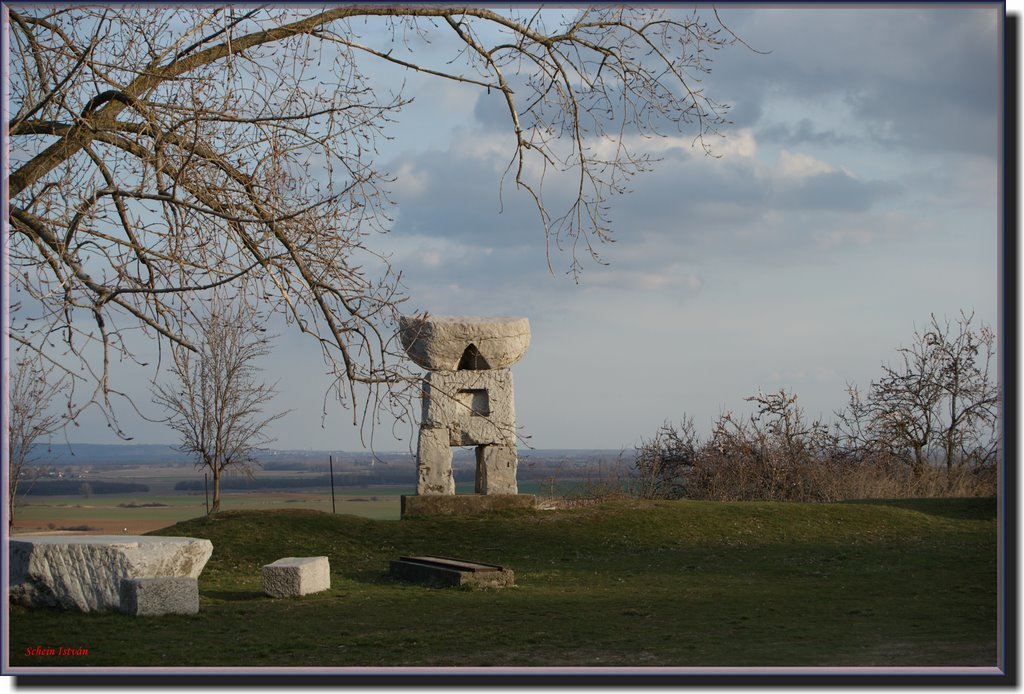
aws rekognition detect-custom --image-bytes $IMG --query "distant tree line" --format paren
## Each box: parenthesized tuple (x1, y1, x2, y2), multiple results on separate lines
(173, 470, 413, 491)
(25, 481, 150, 496)
(626, 312, 998, 503)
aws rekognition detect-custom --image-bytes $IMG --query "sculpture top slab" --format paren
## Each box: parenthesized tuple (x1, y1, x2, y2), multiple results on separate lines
(399, 315, 530, 371)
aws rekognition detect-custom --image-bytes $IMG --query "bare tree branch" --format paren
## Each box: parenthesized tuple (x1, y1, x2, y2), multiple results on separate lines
(8, 6, 741, 443)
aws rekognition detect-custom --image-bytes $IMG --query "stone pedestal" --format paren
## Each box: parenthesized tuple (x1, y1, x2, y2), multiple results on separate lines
(401, 494, 537, 518)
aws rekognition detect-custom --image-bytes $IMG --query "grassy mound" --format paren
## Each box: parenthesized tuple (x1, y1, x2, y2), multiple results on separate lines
(8, 498, 997, 668)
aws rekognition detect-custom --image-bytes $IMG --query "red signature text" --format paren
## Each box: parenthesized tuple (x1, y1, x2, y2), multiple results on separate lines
(24, 646, 89, 657)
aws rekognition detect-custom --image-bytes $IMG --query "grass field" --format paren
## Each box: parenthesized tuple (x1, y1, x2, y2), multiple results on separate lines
(7, 496, 998, 672)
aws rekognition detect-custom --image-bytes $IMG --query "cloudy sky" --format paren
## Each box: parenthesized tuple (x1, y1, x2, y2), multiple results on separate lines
(60, 4, 1003, 454)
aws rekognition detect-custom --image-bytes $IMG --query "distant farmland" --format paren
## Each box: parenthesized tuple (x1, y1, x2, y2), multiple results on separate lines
(11, 447, 601, 534)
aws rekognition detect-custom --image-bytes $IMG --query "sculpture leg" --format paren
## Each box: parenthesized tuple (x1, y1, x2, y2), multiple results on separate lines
(416, 426, 455, 495)
(476, 444, 518, 495)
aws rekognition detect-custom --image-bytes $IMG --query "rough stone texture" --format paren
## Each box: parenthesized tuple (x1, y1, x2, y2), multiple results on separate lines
(9, 535, 213, 612)
(389, 556, 515, 589)
(119, 577, 199, 616)
(262, 556, 331, 598)
(476, 445, 518, 494)
(422, 369, 515, 447)
(401, 494, 536, 518)
(399, 315, 531, 371)
(416, 426, 456, 495)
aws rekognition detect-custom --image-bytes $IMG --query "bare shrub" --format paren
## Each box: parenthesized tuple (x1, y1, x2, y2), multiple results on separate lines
(679, 391, 848, 502)
(632, 416, 699, 499)
(627, 313, 999, 503)
(631, 386, 996, 503)
(835, 311, 998, 477)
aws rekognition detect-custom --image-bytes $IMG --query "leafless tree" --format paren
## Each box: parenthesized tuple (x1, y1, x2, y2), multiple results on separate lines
(8, 6, 744, 440)
(836, 311, 999, 476)
(632, 415, 699, 499)
(151, 301, 288, 513)
(7, 358, 67, 529)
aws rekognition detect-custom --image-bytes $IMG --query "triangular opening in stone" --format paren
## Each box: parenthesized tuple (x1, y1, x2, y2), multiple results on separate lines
(458, 343, 490, 371)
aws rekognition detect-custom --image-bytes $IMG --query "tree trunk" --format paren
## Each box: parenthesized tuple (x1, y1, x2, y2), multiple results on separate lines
(211, 468, 222, 513)
(912, 446, 927, 478)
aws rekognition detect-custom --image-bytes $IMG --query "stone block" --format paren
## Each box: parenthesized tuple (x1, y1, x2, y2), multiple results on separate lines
(416, 426, 455, 495)
(422, 369, 516, 446)
(476, 445, 518, 494)
(9, 535, 213, 612)
(262, 556, 330, 598)
(119, 577, 199, 616)
(399, 315, 530, 371)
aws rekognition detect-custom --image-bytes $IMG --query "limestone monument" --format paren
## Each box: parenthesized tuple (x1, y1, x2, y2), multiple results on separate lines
(399, 314, 534, 515)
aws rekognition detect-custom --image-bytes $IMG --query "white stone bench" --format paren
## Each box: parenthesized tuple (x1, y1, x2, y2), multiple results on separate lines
(119, 577, 199, 616)
(262, 556, 330, 598)
(9, 535, 213, 612)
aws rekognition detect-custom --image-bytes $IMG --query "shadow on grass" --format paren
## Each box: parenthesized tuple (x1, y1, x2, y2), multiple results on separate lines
(346, 568, 399, 586)
(202, 589, 265, 602)
(845, 496, 996, 521)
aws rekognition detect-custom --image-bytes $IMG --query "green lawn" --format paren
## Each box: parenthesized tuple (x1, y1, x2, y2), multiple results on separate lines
(7, 497, 998, 670)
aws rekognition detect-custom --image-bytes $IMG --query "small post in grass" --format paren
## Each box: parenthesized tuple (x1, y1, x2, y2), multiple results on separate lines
(329, 455, 337, 514)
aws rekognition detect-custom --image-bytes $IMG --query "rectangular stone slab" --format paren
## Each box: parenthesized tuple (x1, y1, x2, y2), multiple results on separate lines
(9, 535, 213, 612)
(389, 555, 514, 588)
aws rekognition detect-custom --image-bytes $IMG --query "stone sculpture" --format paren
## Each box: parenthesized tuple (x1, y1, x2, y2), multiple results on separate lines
(399, 315, 530, 498)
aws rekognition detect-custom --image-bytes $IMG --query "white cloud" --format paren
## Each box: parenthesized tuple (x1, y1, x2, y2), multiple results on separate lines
(587, 128, 758, 163)
(451, 129, 515, 165)
(392, 162, 429, 198)
(773, 150, 849, 181)
(419, 249, 443, 269)
(712, 128, 759, 160)
(585, 267, 703, 293)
